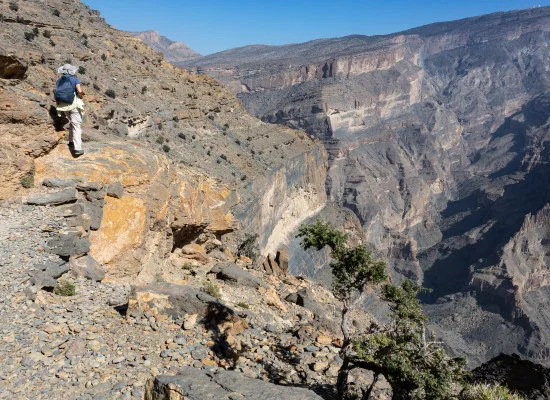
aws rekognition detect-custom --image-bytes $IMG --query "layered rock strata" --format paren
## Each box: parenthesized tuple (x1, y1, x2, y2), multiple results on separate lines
(184, 8, 550, 365)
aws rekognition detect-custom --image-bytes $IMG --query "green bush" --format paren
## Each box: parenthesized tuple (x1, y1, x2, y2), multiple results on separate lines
(105, 89, 116, 99)
(354, 281, 466, 400)
(162, 144, 170, 153)
(24, 31, 35, 41)
(201, 282, 221, 299)
(49, 39, 56, 47)
(20, 167, 34, 188)
(235, 302, 250, 310)
(141, 86, 147, 94)
(54, 280, 76, 296)
(32, 27, 39, 36)
(50, 8, 60, 17)
(78, 66, 86, 75)
(461, 384, 525, 400)
(101, 53, 107, 61)
(42, 30, 52, 38)
(9, 2, 18, 11)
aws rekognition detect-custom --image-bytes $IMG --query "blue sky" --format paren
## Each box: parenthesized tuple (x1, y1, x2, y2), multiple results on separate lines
(83, 1, 550, 55)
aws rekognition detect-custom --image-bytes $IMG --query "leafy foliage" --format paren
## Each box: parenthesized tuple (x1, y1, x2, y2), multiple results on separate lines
(78, 66, 86, 75)
(24, 31, 35, 41)
(354, 280, 466, 400)
(42, 30, 52, 38)
(9, 2, 18, 11)
(104, 89, 116, 99)
(54, 280, 76, 296)
(201, 282, 221, 299)
(20, 167, 35, 189)
(297, 219, 386, 301)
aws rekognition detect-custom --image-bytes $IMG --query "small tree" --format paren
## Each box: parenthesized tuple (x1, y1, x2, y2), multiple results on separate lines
(354, 280, 466, 399)
(297, 220, 387, 397)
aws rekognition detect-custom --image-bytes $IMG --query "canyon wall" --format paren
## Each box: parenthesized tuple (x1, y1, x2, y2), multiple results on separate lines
(183, 7, 550, 366)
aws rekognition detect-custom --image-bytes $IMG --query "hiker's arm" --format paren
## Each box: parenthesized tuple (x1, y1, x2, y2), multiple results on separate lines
(76, 83, 84, 98)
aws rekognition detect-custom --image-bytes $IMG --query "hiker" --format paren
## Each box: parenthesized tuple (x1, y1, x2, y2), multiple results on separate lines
(55, 64, 85, 156)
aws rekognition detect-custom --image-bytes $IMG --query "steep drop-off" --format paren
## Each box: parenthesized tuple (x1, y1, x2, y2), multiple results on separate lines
(182, 8, 550, 366)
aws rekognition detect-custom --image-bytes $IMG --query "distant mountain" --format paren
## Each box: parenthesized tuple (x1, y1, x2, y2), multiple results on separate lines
(132, 30, 201, 63)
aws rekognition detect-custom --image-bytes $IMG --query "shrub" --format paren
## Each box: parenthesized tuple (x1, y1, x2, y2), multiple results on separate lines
(9, 2, 18, 11)
(49, 39, 56, 47)
(201, 282, 221, 299)
(42, 30, 51, 38)
(354, 280, 466, 400)
(24, 31, 35, 41)
(78, 66, 86, 75)
(172, 116, 179, 122)
(461, 383, 525, 400)
(54, 280, 76, 296)
(101, 53, 107, 61)
(155, 136, 164, 144)
(50, 8, 60, 17)
(141, 86, 147, 94)
(20, 167, 35, 188)
(105, 89, 116, 99)
(235, 302, 250, 309)
(32, 27, 39, 36)
(162, 145, 170, 153)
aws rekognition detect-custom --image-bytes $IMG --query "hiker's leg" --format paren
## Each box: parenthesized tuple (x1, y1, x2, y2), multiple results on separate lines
(65, 111, 74, 145)
(70, 109, 83, 151)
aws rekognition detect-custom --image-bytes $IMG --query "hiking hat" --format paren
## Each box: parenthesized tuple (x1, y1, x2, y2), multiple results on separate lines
(57, 64, 78, 75)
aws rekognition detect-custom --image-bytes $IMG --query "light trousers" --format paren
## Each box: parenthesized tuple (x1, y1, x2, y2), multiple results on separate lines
(64, 108, 82, 151)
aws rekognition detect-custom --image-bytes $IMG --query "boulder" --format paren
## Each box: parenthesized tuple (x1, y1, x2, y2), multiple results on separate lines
(341, 367, 392, 400)
(285, 288, 324, 316)
(26, 188, 77, 206)
(275, 247, 289, 275)
(47, 230, 90, 258)
(70, 255, 105, 282)
(42, 177, 80, 188)
(30, 272, 57, 290)
(145, 367, 324, 400)
(127, 283, 219, 320)
(106, 181, 124, 198)
(209, 263, 264, 288)
(0, 54, 27, 79)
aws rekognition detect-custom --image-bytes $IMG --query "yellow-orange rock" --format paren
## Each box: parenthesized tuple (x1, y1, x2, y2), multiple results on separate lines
(89, 196, 146, 264)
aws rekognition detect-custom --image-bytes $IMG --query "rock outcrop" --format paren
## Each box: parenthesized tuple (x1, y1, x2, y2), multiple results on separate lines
(145, 368, 324, 400)
(0, 0, 327, 282)
(184, 7, 550, 366)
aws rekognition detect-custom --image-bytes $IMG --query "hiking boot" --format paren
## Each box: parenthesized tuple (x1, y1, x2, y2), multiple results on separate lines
(73, 150, 84, 157)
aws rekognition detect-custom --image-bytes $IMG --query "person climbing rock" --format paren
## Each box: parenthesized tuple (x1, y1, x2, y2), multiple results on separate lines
(55, 64, 85, 157)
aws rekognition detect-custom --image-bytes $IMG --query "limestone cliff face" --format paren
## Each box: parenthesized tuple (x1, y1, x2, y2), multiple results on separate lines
(0, 1, 326, 283)
(184, 8, 550, 365)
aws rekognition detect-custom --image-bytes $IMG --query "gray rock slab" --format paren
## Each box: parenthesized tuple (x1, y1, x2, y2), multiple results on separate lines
(70, 255, 105, 282)
(26, 188, 77, 206)
(128, 283, 220, 320)
(47, 231, 90, 257)
(42, 177, 80, 188)
(146, 367, 323, 399)
(209, 263, 264, 288)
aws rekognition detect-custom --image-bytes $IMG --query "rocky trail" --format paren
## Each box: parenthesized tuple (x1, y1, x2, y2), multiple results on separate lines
(0, 191, 377, 400)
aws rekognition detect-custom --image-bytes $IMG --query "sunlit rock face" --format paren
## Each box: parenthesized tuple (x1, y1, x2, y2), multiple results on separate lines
(184, 8, 550, 366)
